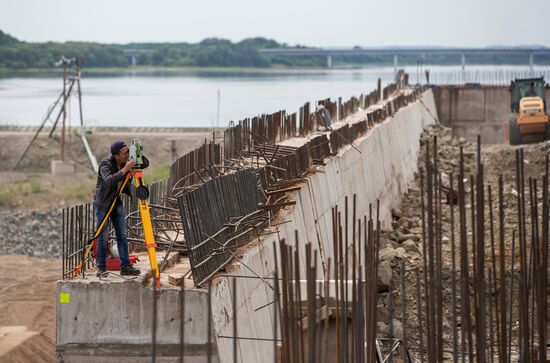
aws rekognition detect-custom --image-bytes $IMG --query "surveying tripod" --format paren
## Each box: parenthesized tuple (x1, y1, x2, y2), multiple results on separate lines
(76, 170, 160, 288)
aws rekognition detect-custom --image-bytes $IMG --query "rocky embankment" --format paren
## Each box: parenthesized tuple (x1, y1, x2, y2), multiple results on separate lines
(375, 123, 550, 360)
(0, 209, 62, 258)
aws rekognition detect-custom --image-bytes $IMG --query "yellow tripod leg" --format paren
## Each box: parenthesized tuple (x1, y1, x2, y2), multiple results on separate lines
(132, 171, 160, 288)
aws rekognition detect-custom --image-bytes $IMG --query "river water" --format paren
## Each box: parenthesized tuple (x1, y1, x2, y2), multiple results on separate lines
(1, 65, 550, 128)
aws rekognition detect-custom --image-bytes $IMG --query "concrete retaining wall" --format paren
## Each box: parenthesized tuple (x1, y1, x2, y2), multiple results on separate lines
(434, 85, 550, 144)
(210, 89, 437, 363)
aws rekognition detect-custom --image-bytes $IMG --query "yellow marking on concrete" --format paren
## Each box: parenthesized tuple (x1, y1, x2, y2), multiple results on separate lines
(59, 293, 70, 304)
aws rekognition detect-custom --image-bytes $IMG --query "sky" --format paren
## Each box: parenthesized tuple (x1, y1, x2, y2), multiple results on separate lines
(0, 0, 549, 47)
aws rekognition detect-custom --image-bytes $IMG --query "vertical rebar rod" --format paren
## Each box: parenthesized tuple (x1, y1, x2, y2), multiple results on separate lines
(323, 259, 331, 363)
(180, 274, 185, 363)
(507, 231, 515, 363)
(306, 243, 314, 363)
(207, 283, 212, 363)
(331, 207, 340, 363)
(498, 175, 507, 363)
(233, 277, 238, 363)
(436, 170, 444, 363)
(475, 136, 486, 363)
(279, 239, 292, 363)
(415, 268, 425, 363)
(425, 140, 436, 363)
(339, 217, 346, 363)
(458, 147, 472, 361)
(488, 270, 495, 363)
(273, 242, 280, 363)
(419, 168, 429, 362)
(62, 208, 65, 279)
(539, 155, 549, 362)
(528, 178, 537, 359)
(450, 173, 458, 363)
(469, 174, 478, 360)
(343, 196, 349, 363)
(519, 149, 530, 363)
(351, 194, 357, 363)
(294, 238, 304, 363)
(388, 277, 394, 363)
(487, 185, 501, 362)
(152, 278, 157, 363)
(400, 259, 407, 359)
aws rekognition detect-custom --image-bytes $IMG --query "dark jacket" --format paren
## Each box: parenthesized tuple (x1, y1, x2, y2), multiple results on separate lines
(94, 155, 149, 210)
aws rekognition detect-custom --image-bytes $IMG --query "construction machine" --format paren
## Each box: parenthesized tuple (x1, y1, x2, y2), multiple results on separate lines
(505, 77, 549, 145)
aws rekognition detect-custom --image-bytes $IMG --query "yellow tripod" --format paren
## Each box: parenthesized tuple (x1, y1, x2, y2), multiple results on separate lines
(76, 170, 160, 288)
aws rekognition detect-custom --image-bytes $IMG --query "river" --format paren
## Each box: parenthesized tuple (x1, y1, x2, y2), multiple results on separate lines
(1, 65, 549, 128)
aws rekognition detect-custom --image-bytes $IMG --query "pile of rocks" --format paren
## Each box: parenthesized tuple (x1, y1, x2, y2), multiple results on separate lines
(373, 122, 550, 359)
(0, 209, 62, 258)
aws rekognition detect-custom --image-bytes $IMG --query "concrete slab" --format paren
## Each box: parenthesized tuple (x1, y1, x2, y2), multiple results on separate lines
(51, 160, 75, 175)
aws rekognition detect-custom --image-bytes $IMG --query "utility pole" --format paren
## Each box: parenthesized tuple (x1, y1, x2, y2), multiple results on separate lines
(15, 56, 97, 174)
(61, 57, 68, 161)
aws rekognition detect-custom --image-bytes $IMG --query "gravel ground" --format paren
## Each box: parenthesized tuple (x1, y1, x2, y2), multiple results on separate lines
(0, 209, 62, 258)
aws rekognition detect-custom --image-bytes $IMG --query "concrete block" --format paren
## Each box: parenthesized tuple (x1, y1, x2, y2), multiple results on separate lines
(51, 160, 75, 175)
(56, 280, 218, 362)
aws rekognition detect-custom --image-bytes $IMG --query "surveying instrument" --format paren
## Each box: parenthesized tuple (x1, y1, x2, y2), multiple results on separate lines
(76, 139, 160, 288)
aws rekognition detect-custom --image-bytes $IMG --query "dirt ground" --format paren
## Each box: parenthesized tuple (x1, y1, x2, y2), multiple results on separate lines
(0, 256, 60, 362)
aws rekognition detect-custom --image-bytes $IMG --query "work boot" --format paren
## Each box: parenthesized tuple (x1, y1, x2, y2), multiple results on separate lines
(96, 266, 107, 277)
(121, 265, 141, 276)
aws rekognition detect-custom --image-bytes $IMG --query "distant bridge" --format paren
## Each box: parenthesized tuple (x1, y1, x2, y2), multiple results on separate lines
(259, 47, 550, 68)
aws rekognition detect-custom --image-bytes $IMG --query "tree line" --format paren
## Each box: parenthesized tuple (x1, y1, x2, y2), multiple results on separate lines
(0, 30, 548, 70)
(0, 30, 325, 69)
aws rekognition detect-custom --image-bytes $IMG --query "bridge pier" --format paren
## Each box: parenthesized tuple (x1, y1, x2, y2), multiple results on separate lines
(327, 55, 332, 68)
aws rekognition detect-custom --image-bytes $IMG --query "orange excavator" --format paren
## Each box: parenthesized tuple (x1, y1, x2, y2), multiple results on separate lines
(505, 77, 549, 145)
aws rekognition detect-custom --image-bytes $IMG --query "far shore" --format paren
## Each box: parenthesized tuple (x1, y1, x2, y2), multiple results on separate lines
(0, 65, 365, 77)
(2, 62, 542, 77)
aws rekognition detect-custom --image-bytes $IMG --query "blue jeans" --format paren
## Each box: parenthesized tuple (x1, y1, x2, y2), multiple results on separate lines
(95, 202, 130, 269)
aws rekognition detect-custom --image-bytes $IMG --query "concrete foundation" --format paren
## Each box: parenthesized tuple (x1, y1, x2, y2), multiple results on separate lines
(434, 84, 550, 144)
(56, 89, 437, 362)
(56, 278, 218, 363)
(51, 160, 75, 175)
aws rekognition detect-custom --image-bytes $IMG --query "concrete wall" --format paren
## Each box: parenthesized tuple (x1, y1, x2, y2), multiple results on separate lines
(56, 89, 437, 363)
(434, 85, 550, 144)
(210, 89, 437, 363)
(56, 280, 218, 362)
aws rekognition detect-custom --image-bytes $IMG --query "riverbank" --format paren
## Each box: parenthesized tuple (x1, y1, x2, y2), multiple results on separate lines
(0, 65, 370, 77)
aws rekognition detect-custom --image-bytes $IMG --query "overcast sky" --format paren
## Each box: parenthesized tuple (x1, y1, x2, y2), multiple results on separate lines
(1, 0, 548, 47)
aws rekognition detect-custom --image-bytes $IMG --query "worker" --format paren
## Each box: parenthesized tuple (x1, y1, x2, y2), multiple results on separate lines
(94, 140, 149, 277)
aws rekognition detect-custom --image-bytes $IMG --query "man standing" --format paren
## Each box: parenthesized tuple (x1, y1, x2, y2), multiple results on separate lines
(94, 140, 148, 277)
